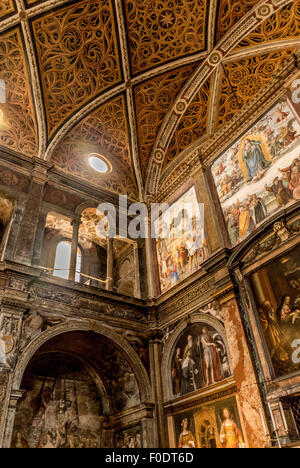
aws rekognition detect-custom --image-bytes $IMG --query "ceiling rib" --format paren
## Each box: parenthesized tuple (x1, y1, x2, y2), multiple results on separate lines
(15, 0, 47, 159)
(114, 0, 144, 200)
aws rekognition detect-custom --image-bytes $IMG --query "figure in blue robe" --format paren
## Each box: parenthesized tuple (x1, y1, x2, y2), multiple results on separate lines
(242, 139, 271, 182)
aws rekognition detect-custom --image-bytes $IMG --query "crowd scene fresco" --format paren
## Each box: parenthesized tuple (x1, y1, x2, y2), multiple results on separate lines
(175, 397, 245, 449)
(12, 358, 103, 448)
(212, 99, 300, 247)
(154, 187, 208, 293)
(171, 323, 231, 398)
(250, 245, 300, 377)
(114, 425, 143, 448)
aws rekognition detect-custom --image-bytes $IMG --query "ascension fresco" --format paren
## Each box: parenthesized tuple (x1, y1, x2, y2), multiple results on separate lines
(250, 245, 300, 378)
(171, 323, 231, 398)
(12, 358, 103, 448)
(212, 98, 300, 247)
(174, 397, 245, 449)
(154, 186, 208, 293)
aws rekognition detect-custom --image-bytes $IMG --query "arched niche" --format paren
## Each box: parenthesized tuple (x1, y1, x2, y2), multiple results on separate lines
(3, 320, 152, 448)
(161, 314, 232, 402)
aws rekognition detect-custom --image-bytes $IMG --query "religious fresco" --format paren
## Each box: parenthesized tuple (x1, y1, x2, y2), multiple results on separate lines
(114, 424, 143, 449)
(12, 357, 103, 448)
(250, 245, 300, 378)
(174, 397, 245, 449)
(154, 186, 208, 293)
(212, 98, 300, 247)
(171, 323, 231, 398)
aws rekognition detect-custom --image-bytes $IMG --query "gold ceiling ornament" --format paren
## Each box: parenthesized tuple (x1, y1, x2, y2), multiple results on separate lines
(216, 49, 295, 128)
(163, 77, 212, 169)
(123, 0, 208, 75)
(32, 0, 122, 137)
(235, 0, 300, 50)
(134, 63, 198, 180)
(0, 0, 15, 19)
(0, 27, 38, 157)
(51, 95, 138, 200)
(216, 0, 260, 42)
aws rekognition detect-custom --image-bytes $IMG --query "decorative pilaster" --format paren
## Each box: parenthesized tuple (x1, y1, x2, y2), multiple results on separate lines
(106, 236, 114, 291)
(145, 218, 157, 299)
(1, 199, 26, 262)
(149, 329, 166, 448)
(14, 160, 51, 265)
(193, 153, 230, 252)
(133, 243, 141, 299)
(217, 288, 269, 448)
(32, 209, 48, 267)
(69, 217, 81, 282)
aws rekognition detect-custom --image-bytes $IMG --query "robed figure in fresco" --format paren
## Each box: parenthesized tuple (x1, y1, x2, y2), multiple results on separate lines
(242, 139, 271, 182)
(178, 418, 196, 448)
(201, 328, 223, 386)
(220, 408, 245, 449)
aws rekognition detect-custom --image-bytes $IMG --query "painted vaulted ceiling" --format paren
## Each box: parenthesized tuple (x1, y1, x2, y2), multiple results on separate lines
(0, 0, 298, 201)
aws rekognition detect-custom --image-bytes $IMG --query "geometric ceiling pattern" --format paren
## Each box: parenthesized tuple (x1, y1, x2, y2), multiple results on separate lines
(123, 0, 208, 75)
(51, 94, 138, 199)
(0, 27, 38, 157)
(134, 63, 199, 180)
(216, 49, 295, 128)
(0, 0, 298, 200)
(32, 0, 122, 137)
(0, 1, 15, 20)
(215, 0, 261, 42)
(235, 0, 300, 50)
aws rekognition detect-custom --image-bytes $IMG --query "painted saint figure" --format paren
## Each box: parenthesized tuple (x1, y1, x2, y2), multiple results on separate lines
(220, 408, 245, 449)
(242, 139, 271, 182)
(201, 328, 223, 386)
(178, 418, 196, 448)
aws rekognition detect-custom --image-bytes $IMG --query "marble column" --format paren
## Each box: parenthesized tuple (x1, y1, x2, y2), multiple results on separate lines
(14, 160, 50, 265)
(106, 236, 114, 291)
(69, 218, 81, 282)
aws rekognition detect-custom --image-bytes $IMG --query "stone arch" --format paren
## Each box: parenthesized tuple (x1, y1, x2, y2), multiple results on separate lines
(161, 313, 231, 402)
(3, 319, 152, 448)
(12, 320, 152, 402)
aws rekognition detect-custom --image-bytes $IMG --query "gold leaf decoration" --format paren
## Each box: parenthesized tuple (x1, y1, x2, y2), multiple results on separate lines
(163, 77, 212, 168)
(124, 0, 207, 75)
(0, 0, 15, 19)
(32, 0, 122, 137)
(235, 1, 300, 49)
(216, 50, 295, 128)
(134, 63, 199, 180)
(216, 0, 260, 42)
(0, 27, 38, 157)
(51, 95, 138, 199)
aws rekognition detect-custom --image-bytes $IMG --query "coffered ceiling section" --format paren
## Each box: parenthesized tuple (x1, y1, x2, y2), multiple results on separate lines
(31, 0, 122, 137)
(0, 27, 38, 157)
(215, 0, 260, 42)
(134, 63, 199, 181)
(124, 0, 208, 75)
(0, 0, 15, 20)
(0, 0, 297, 200)
(51, 94, 138, 199)
(234, 0, 300, 50)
